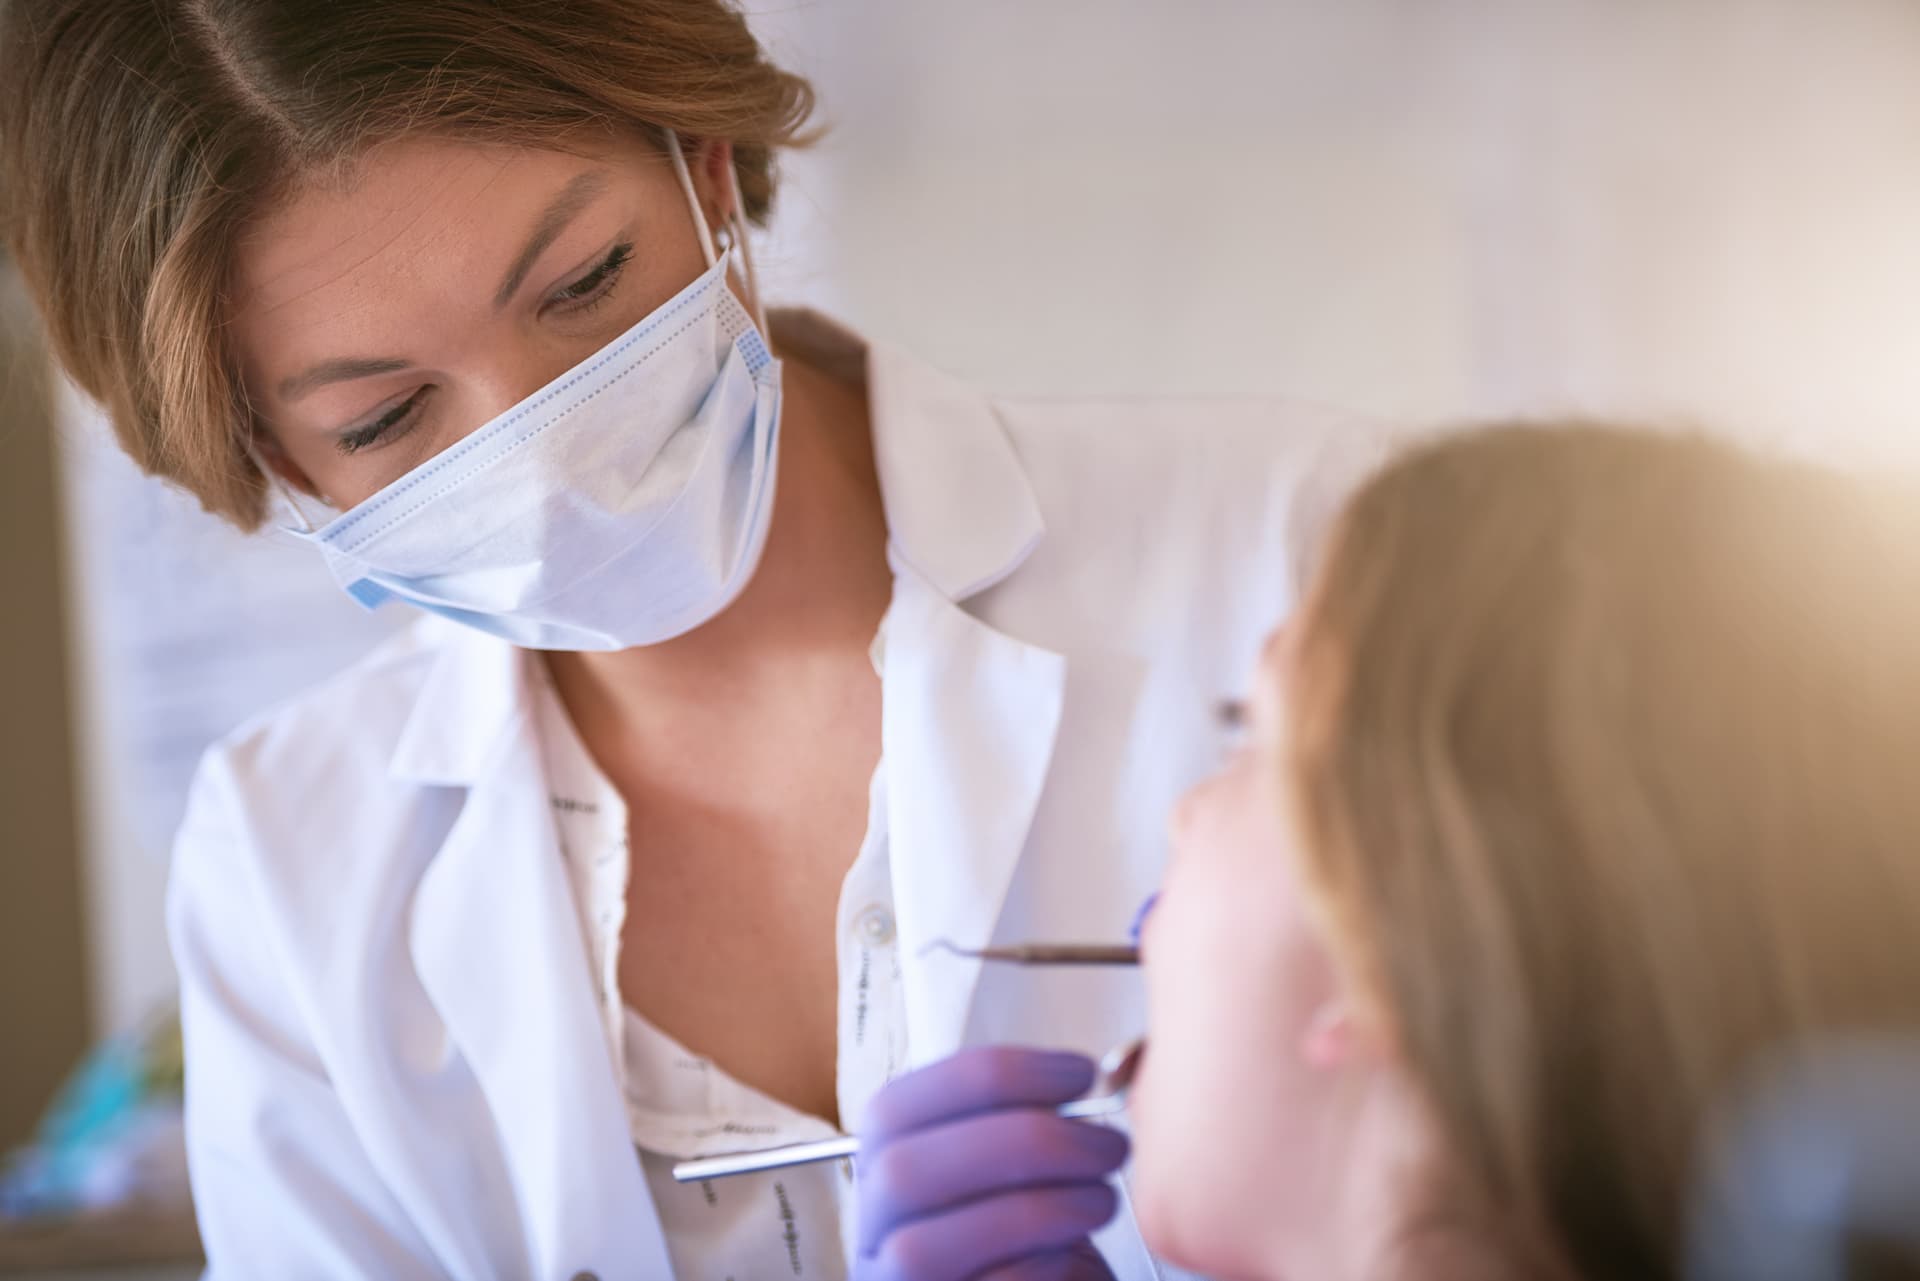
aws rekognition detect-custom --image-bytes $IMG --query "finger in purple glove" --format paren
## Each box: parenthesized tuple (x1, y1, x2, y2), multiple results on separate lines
(861, 1046, 1097, 1144)
(861, 1183, 1120, 1281)
(857, 1110, 1129, 1254)
(974, 1239, 1119, 1281)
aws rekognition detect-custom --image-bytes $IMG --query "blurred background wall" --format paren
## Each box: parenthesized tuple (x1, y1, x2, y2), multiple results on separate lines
(747, 0, 1920, 450)
(8, 0, 1920, 1146)
(0, 262, 90, 1155)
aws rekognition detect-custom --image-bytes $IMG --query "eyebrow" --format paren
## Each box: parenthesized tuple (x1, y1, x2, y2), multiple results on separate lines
(491, 168, 611, 309)
(277, 355, 413, 402)
(273, 168, 614, 405)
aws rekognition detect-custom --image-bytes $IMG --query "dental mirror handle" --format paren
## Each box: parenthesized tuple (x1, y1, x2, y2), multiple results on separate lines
(670, 1092, 1127, 1183)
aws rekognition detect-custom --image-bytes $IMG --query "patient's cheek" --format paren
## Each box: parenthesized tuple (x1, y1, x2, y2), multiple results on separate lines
(1134, 806, 1307, 1260)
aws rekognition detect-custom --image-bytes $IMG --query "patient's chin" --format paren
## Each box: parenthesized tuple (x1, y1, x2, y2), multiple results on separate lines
(1129, 1152, 1277, 1281)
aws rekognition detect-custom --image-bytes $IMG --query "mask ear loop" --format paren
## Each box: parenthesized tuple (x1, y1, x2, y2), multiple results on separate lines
(665, 129, 720, 270)
(727, 188, 769, 337)
(664, 128, 769, 336)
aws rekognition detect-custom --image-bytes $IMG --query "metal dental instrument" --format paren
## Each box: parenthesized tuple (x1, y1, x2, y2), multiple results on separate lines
(920, 939, 1141, 966)
(670, 1038, 1147, 1183)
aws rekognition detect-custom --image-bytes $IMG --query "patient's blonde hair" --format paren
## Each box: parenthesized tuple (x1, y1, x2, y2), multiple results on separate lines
(1286, 424, 1920, 1279)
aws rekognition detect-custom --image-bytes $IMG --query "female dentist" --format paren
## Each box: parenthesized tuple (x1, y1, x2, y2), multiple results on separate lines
(1, 2, 1376, 1276)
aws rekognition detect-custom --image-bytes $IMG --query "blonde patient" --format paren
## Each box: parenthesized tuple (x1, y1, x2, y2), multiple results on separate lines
(1129, 424, 1920, 1281)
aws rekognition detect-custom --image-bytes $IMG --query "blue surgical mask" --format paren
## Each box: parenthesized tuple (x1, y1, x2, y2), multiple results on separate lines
(274, 133, 783, 652)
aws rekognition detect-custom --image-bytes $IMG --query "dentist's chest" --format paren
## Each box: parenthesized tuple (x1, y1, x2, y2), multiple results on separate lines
(376, 570, 1243, 1276)
(577, 677, 885, 1132)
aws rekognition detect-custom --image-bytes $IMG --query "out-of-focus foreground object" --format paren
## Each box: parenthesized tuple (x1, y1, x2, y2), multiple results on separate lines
(0, 1009, 200, 1276)
(1687, 1036, 1920, 1281)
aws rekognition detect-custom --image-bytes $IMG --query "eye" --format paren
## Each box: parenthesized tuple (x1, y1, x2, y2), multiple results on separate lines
(548, 242, 634, 311)
(337, 388, 429, 455)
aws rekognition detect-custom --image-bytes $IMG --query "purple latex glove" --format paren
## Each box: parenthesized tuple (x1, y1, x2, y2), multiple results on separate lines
(853, 1046, 1128, 1281)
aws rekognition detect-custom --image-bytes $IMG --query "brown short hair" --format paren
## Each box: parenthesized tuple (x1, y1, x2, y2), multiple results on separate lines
(0, 0, 817, 528)
(1286, 424, 1920, 1277)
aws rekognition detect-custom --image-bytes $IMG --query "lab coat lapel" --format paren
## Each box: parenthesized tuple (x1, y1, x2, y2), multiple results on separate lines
(855, 328, 1065, 1064)
(402, 633, 674, 1276)
(885, 568, 1065, 1064)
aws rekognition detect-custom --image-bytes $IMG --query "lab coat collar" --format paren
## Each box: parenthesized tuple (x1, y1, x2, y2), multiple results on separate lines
(881, 563, 1066, 1064)
(388, 617, 527, 785)
(771, 311, 1066, 1061)
(771, 308, 1046, 603)
(409, 713, 675, 1275)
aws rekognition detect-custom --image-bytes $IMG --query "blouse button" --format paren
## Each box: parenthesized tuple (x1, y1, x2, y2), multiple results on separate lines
(570, 1272, 600, 1281)
(854, 905, 896, 947)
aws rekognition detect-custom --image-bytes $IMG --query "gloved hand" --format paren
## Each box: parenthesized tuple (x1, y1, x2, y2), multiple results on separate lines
(853, 1045, 1129, 1281)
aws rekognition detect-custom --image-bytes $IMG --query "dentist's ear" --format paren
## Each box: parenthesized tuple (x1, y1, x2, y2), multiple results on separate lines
(691, 137, 741, 232)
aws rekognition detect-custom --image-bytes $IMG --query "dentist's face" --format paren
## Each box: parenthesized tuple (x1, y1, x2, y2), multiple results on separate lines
(1129, 630, 1368, 1281)
(231, 133, 735, 512)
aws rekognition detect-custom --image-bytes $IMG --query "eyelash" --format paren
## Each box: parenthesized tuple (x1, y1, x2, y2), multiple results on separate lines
(336, 242, 636, 456)
(338, 390, 425, 455)
(549, 242, 634, 309)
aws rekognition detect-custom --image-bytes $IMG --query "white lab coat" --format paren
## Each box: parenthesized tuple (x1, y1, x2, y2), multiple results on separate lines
(167, 312, 1383, 1280)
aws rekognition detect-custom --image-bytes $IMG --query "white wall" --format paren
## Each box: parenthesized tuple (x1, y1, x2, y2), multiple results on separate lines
(751, 0, 1920, 453)
(62, 0, 1920, 1033)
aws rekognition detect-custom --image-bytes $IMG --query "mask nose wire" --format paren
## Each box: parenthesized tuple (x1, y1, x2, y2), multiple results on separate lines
(664, 128, 770, 337)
